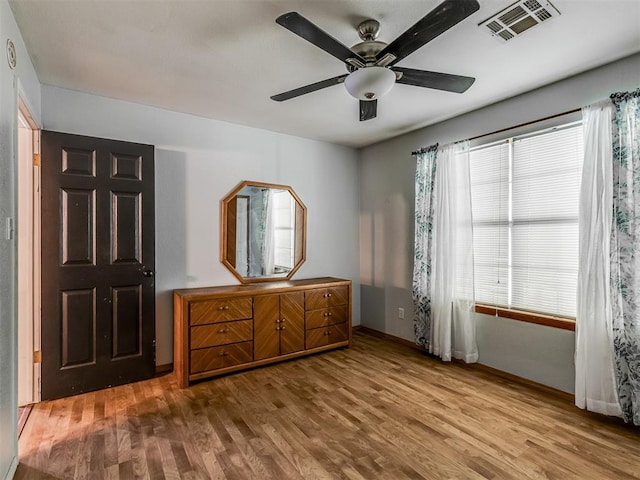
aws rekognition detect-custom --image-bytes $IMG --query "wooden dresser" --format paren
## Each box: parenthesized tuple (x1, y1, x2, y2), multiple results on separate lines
(174, 277, 351, 388)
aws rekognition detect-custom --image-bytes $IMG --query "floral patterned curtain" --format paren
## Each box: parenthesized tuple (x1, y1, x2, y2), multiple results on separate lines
(610, 89, 640, 425)
(412, 145, 438, 347)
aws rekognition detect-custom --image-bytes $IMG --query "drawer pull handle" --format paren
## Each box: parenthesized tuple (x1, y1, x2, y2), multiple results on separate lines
(218, 328, 228, 334)
(275, 319, 286, 323)
(324, 331, 330, 336)
(323, 293, 333, 298)
(323, 312, 332, 317)
(219, 351, 229, 357)
(218, 306, 229, 311)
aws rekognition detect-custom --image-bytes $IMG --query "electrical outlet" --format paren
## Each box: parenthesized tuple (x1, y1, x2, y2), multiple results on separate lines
(398, 307, 405, 319)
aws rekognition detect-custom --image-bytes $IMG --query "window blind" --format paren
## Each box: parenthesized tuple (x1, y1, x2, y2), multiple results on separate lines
(469, 123, 583, 318)
(470, 142, 509, 308)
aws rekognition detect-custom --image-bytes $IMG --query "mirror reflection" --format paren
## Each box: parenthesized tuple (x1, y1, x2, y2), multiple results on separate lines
(235, 186, 294, 277)
(222, 181, 306, 283)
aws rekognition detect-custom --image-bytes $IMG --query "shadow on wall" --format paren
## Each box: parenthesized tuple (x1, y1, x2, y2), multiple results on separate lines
(361, 285, 386, 332)
(154, 149, 188, 367)
(386, 193, 410, 289)
(360, 191, 413, 336)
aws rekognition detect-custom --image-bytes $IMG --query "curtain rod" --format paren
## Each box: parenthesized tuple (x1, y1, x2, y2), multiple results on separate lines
(411, 107, 581, 156)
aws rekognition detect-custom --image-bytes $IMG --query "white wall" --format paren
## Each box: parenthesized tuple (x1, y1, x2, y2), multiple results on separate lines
(0, 1, 41, 478)
(41, 85, 360, 366)
(359, 52, 640, 394)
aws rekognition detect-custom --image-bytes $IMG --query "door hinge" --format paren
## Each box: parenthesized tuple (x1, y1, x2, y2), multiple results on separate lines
(33, 350, 41, 364)
(33, 153, 41, 167)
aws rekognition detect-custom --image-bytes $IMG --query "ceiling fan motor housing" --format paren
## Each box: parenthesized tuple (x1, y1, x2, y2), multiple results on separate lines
(351, 40, 387, 65)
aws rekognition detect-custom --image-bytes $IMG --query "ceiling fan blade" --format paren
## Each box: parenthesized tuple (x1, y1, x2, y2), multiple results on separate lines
(377, 0, 479, 66)
(360, 99, 377, 121)
(394, 67, 475, 93)
(271, 74, 348, 102)
(276, 12, 366, 65)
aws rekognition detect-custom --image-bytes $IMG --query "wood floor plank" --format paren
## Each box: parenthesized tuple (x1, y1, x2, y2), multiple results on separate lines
(16, 331, 640, 479)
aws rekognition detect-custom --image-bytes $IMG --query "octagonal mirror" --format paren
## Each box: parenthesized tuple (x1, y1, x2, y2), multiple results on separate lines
(221, 181, 307, 283)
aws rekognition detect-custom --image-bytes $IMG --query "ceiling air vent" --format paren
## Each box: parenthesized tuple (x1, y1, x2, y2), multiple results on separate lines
(478, 0, 560, 42)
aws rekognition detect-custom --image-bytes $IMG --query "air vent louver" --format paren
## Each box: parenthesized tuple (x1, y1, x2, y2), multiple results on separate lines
(479, 0, 560, 42)
(536, 8, 552, 21)
(523, 0, 542, 11)
(487, 20, 502, 33)
(499, 6, 527, 25)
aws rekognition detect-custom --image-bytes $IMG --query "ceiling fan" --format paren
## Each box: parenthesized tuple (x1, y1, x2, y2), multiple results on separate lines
(271, 0, 480, 121)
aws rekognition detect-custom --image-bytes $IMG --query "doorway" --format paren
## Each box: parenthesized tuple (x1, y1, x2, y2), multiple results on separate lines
(17, 96, 40, 408)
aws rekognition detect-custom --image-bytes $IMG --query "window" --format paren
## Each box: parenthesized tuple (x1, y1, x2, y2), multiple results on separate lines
(272, 190, 295, 272)
(469, 122, 583, 323)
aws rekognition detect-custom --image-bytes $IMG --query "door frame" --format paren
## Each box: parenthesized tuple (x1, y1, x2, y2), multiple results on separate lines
(17, 91, 41, 406)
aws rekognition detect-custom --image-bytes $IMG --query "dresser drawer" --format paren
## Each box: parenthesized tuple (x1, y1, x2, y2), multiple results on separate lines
(305, 286, 348, 310)
(190, 341, 253, 374)
(306, 306, 347, 329)
(191, 319, 253, 349)
(306, 323, 348, 350)
(190, 297, 252, 325)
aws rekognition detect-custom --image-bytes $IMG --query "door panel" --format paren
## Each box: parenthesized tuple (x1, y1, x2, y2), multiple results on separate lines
(111, 285, 142, 359)
(111, 191, 141, 263)
(60, 188, 96, 265)
(61, 147, 96, 176)
(60, 288, 96, 368)
(111, 152, 142, 180)
(254, 295, 279, 360)
(41, 130, 155, 400)
(280, 292, 304, 355)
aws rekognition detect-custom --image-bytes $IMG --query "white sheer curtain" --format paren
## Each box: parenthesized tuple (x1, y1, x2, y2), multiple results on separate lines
(262, 189, 275, 275)
(575, 100, 622, 416)
(430, 141, 478, 362)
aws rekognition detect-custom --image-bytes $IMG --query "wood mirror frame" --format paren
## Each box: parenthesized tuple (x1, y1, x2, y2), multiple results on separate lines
(221, 180, 307, 283)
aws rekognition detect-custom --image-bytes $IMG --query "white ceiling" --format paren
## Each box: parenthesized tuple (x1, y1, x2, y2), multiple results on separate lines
(9, 0, 640, 148)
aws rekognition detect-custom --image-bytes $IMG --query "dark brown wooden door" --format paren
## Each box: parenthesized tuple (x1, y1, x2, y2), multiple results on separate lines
(41, 130, 155, 400)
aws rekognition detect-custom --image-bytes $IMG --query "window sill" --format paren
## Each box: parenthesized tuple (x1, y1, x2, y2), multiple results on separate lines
(474, 304, 576, 331)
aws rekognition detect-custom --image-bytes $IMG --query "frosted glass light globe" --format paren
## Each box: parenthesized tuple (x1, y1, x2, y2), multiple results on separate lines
(344, 66, 396, 101)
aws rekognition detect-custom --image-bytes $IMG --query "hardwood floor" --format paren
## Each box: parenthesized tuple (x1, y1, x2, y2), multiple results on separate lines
(18, 405, 33, 438)
(16, 332, 640, 479)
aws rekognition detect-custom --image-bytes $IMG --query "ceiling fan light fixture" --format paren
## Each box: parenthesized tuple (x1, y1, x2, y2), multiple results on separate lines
(344, 66, 396, 101)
